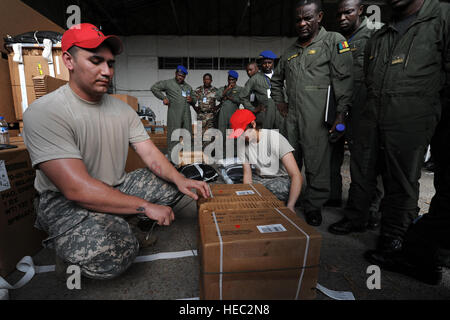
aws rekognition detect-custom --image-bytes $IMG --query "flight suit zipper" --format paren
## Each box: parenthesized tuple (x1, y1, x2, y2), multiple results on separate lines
(404, 30, 418, 70)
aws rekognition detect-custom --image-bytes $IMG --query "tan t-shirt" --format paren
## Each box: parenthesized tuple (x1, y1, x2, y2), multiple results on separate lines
(238, 129, 294, 177)
(23, 84, 150, 193)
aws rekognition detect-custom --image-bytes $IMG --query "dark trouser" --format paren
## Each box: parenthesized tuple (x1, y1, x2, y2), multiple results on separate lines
(329, 137, 345, 202)
(330, 134, 384, 209)
(402, 111, 450, 267)
(345, 115, 437, 239)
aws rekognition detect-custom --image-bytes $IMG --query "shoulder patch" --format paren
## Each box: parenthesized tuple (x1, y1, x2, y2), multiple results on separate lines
(288, 53, 300, 61)
(338, 41, 351, 54)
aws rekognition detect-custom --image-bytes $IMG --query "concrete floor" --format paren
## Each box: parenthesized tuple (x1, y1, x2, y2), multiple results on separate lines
(4, 153, 450, 300)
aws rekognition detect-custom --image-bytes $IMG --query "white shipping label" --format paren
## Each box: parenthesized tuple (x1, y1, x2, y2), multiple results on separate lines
(235, 190, 255, 196)
(0, 160, 11, 192)
(257, 224, 287, 234)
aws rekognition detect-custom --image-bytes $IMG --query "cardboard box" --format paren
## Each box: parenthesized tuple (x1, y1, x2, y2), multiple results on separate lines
(32, 75, 68, 99)
(7, 48, 69, 120)
(178, 151, 208, 167)
(111, 94, 139, 111)
(198, 206, 322, 300)
(0, 143, 46, 277)
(0, 56, 16, 123)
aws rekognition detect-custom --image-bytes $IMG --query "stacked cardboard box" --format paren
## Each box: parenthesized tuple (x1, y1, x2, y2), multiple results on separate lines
(197, 184, 322, 300)
(32, 75, 68, 100)
(7, 47, 69, 120)
(0, 141, 47, 277)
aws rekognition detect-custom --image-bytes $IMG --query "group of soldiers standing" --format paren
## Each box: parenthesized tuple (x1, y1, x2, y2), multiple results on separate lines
(151, 0, 450, 284)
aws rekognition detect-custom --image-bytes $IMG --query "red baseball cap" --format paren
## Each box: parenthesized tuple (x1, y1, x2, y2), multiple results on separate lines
(62, 23, 123, 55)
(229, 109, 256, 139)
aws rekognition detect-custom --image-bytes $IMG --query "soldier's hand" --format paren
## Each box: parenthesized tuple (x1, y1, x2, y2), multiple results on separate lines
(145, 203, 175, 226)
(186, 96, 193, 103)
(175, 177, 210, 200)
(163, 98, 170, 106)
(329, 112, 346, 143)
(277, 103, 289, 117)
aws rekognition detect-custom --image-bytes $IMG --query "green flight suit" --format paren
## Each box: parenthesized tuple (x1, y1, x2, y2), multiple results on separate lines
(330, 18, 384, 205)
(216, 85, 243, 138)
(240, 72, 277, 130)
(151, 78, 197, 157)
(271, 27, 353, 213)
(346, 0, 450, 240)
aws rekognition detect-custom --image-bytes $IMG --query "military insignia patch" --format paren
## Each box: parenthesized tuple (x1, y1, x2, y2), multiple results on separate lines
(288, 53, 299, 61)
(308, 49, 317, 55)
(338, 41, 350, 54)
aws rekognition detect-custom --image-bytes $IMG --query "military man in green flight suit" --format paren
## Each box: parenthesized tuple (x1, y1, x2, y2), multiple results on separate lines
(328, 0, 384, 233)
(240, 51, 278, 131)
(151, 65, 197, 159)
(216, 70, 243, 152)
(271, 0, 354, 226)
(339, 0, 450, 265)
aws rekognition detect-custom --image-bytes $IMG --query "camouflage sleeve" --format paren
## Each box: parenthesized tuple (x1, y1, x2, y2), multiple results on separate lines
(330, 34, 354, 114)
(271, 57, 287, 105)
(150, 80, 168, 101)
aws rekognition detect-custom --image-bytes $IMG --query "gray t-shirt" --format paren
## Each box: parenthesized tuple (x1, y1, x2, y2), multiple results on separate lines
(23, 84, 150, 193)
(238, 129, 294, 177)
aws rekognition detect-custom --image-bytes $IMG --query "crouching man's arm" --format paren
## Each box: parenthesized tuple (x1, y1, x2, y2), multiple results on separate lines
(39, 159, 175, 226)
(132, 139, 210, 201)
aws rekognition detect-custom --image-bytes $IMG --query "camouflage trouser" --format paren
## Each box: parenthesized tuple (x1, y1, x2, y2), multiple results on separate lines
(252, 175, 290, 203)
(35, 168, 183, 280)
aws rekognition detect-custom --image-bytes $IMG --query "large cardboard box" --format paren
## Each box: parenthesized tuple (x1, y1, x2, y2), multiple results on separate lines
(198, 206, 322, 300)
(0, 143, 46, 277)
(0, 56, 16, 123)
(7, 48, 69, 120)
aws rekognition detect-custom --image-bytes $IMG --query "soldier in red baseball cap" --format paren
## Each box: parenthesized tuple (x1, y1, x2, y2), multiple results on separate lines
(229, 109, 303, 213)
(22, 24, 210, 280)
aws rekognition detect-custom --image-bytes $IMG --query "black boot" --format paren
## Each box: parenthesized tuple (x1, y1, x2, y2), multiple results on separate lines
(364, 235, 404, 266)
(304, 210, 322, 227)
(367, 210, 381, 230)
(328, 217, 367, 235)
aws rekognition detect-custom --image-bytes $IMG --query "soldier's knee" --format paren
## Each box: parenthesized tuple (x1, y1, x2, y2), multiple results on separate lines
(80, 235, 139, 280)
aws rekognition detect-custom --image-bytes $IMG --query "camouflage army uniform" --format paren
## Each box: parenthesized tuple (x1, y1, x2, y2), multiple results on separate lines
(252, 175, 290, 203)
(34, 168, 183, 280)
(194, 85, 218, 149)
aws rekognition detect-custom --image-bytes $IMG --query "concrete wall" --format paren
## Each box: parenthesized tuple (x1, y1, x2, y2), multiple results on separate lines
(113, 35, 297, 125)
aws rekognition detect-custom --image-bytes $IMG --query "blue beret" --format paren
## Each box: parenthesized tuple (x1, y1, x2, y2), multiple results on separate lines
(259, 50, 277, 60)
(176, 65, 188, 75)
(228, 70, 239, 79)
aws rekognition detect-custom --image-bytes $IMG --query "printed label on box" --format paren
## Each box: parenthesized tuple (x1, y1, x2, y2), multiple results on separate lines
(257, 224, 287, 234)
(235, 190, 255, 196)
(0, 160, 11, 192)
